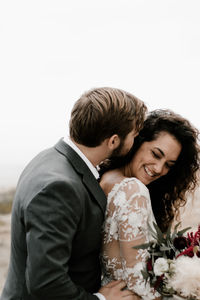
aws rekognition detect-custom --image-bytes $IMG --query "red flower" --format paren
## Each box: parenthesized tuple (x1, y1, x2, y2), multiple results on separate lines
(176, 246, 195, 258)
(154, 274, 164, 290)
(147, 259, 153, 271)
(173, 236, 187, 250)
(187, 225, 200, 247)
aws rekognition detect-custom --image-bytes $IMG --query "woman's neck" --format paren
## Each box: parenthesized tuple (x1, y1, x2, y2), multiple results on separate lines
(120, 164, 133, 178)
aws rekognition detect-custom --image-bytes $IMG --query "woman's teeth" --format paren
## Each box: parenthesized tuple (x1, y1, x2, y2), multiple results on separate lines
(144, 166, 154, 177)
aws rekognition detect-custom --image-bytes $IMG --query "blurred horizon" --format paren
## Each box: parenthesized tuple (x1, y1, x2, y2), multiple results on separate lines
(0, 164, 23, 189)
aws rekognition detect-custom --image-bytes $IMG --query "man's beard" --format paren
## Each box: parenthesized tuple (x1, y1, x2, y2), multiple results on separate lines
(110, 139, 126, 158)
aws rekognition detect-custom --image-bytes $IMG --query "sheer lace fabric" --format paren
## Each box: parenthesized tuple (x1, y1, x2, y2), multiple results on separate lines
(101, 177, 160, 299)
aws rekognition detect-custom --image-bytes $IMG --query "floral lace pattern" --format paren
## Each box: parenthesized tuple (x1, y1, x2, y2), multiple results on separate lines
(101, 177, 160, 299)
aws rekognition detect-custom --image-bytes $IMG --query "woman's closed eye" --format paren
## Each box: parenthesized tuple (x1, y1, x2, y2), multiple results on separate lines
(165, 162, 175, 170)
(152, 150, 175, 169)
(151, 150, 160, 159)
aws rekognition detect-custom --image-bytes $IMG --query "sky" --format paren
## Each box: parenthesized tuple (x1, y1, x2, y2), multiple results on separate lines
(0, 0, 200, 188)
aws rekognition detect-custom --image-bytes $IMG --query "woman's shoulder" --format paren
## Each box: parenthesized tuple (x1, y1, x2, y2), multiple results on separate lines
(100, 170, 125, 196)
(107, 177, 151, 213)
(100, 170, 149, 199)
(114, 177, 149, 197)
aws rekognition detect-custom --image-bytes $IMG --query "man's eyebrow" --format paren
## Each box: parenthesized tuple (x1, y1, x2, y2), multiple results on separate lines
(154, 147, 176, 163)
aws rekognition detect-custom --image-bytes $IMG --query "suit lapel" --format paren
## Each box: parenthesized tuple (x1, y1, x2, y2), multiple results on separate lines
(54, 139, 107, 214)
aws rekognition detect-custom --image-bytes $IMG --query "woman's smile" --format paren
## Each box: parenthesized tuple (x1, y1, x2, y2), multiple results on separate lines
(129, 131, 182, 185)
(144, 166, 156, 178)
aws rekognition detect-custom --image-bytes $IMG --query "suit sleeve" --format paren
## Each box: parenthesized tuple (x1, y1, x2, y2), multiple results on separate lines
(24, 180, 98, 300)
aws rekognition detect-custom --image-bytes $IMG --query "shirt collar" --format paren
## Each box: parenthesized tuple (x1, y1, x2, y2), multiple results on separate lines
(63, 136, 99, 180)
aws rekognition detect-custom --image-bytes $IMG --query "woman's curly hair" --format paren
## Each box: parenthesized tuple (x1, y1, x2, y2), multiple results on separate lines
(99, 109, 200, 232)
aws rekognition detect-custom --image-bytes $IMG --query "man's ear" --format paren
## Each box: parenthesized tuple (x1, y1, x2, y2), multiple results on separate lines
(107, 134, 120, 150)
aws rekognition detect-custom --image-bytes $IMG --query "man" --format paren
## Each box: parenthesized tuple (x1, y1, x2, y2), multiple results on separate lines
(1, 87, 147, 300)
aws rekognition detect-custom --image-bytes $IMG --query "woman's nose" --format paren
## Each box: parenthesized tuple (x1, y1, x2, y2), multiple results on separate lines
(153, 161, 164, 174)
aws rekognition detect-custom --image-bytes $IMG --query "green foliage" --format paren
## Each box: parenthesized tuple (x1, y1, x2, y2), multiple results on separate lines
(133, 222, 191, 258)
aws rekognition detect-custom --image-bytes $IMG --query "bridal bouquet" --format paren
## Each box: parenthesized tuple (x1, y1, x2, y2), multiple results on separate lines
(133, 223, 200, 299)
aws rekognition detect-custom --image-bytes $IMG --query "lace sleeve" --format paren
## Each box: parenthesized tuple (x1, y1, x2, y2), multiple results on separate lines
(116, 179, 160, 299)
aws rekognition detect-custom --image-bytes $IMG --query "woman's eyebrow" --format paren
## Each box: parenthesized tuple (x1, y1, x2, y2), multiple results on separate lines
(154, 147, 176, 163)
(154, 147, 165, 156)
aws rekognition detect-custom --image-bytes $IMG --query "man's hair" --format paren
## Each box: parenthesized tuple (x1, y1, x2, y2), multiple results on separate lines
(69, 87, 147, 147)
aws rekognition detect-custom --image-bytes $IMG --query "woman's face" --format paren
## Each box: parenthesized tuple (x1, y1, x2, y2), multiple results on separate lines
(130, 131, 182, 185)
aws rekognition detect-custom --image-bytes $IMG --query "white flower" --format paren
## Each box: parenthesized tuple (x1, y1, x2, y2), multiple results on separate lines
(153, 257, 169, 276)
(167, 255, 200, 299)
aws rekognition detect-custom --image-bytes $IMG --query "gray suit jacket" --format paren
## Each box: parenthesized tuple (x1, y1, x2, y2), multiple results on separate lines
(1, 139, 107, 300)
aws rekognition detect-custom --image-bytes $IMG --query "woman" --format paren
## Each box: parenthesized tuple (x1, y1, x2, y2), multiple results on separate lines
(99, 109, 199, 299)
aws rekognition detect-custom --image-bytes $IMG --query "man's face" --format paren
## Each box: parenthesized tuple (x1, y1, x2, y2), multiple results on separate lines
(111, 128, 138, 157)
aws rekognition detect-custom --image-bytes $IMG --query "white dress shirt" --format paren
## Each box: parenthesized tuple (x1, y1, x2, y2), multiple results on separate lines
(63, 137, 106, 300)
(63, 136, 99, 180)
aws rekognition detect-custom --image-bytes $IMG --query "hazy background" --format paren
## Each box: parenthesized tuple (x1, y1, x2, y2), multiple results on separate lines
(1, 0, 200, 189)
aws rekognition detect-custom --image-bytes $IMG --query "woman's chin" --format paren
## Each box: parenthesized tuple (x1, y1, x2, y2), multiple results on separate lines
(138, 174, 154, 186)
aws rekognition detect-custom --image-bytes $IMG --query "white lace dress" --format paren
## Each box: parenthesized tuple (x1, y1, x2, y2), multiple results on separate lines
(101, 177, 160, 300)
